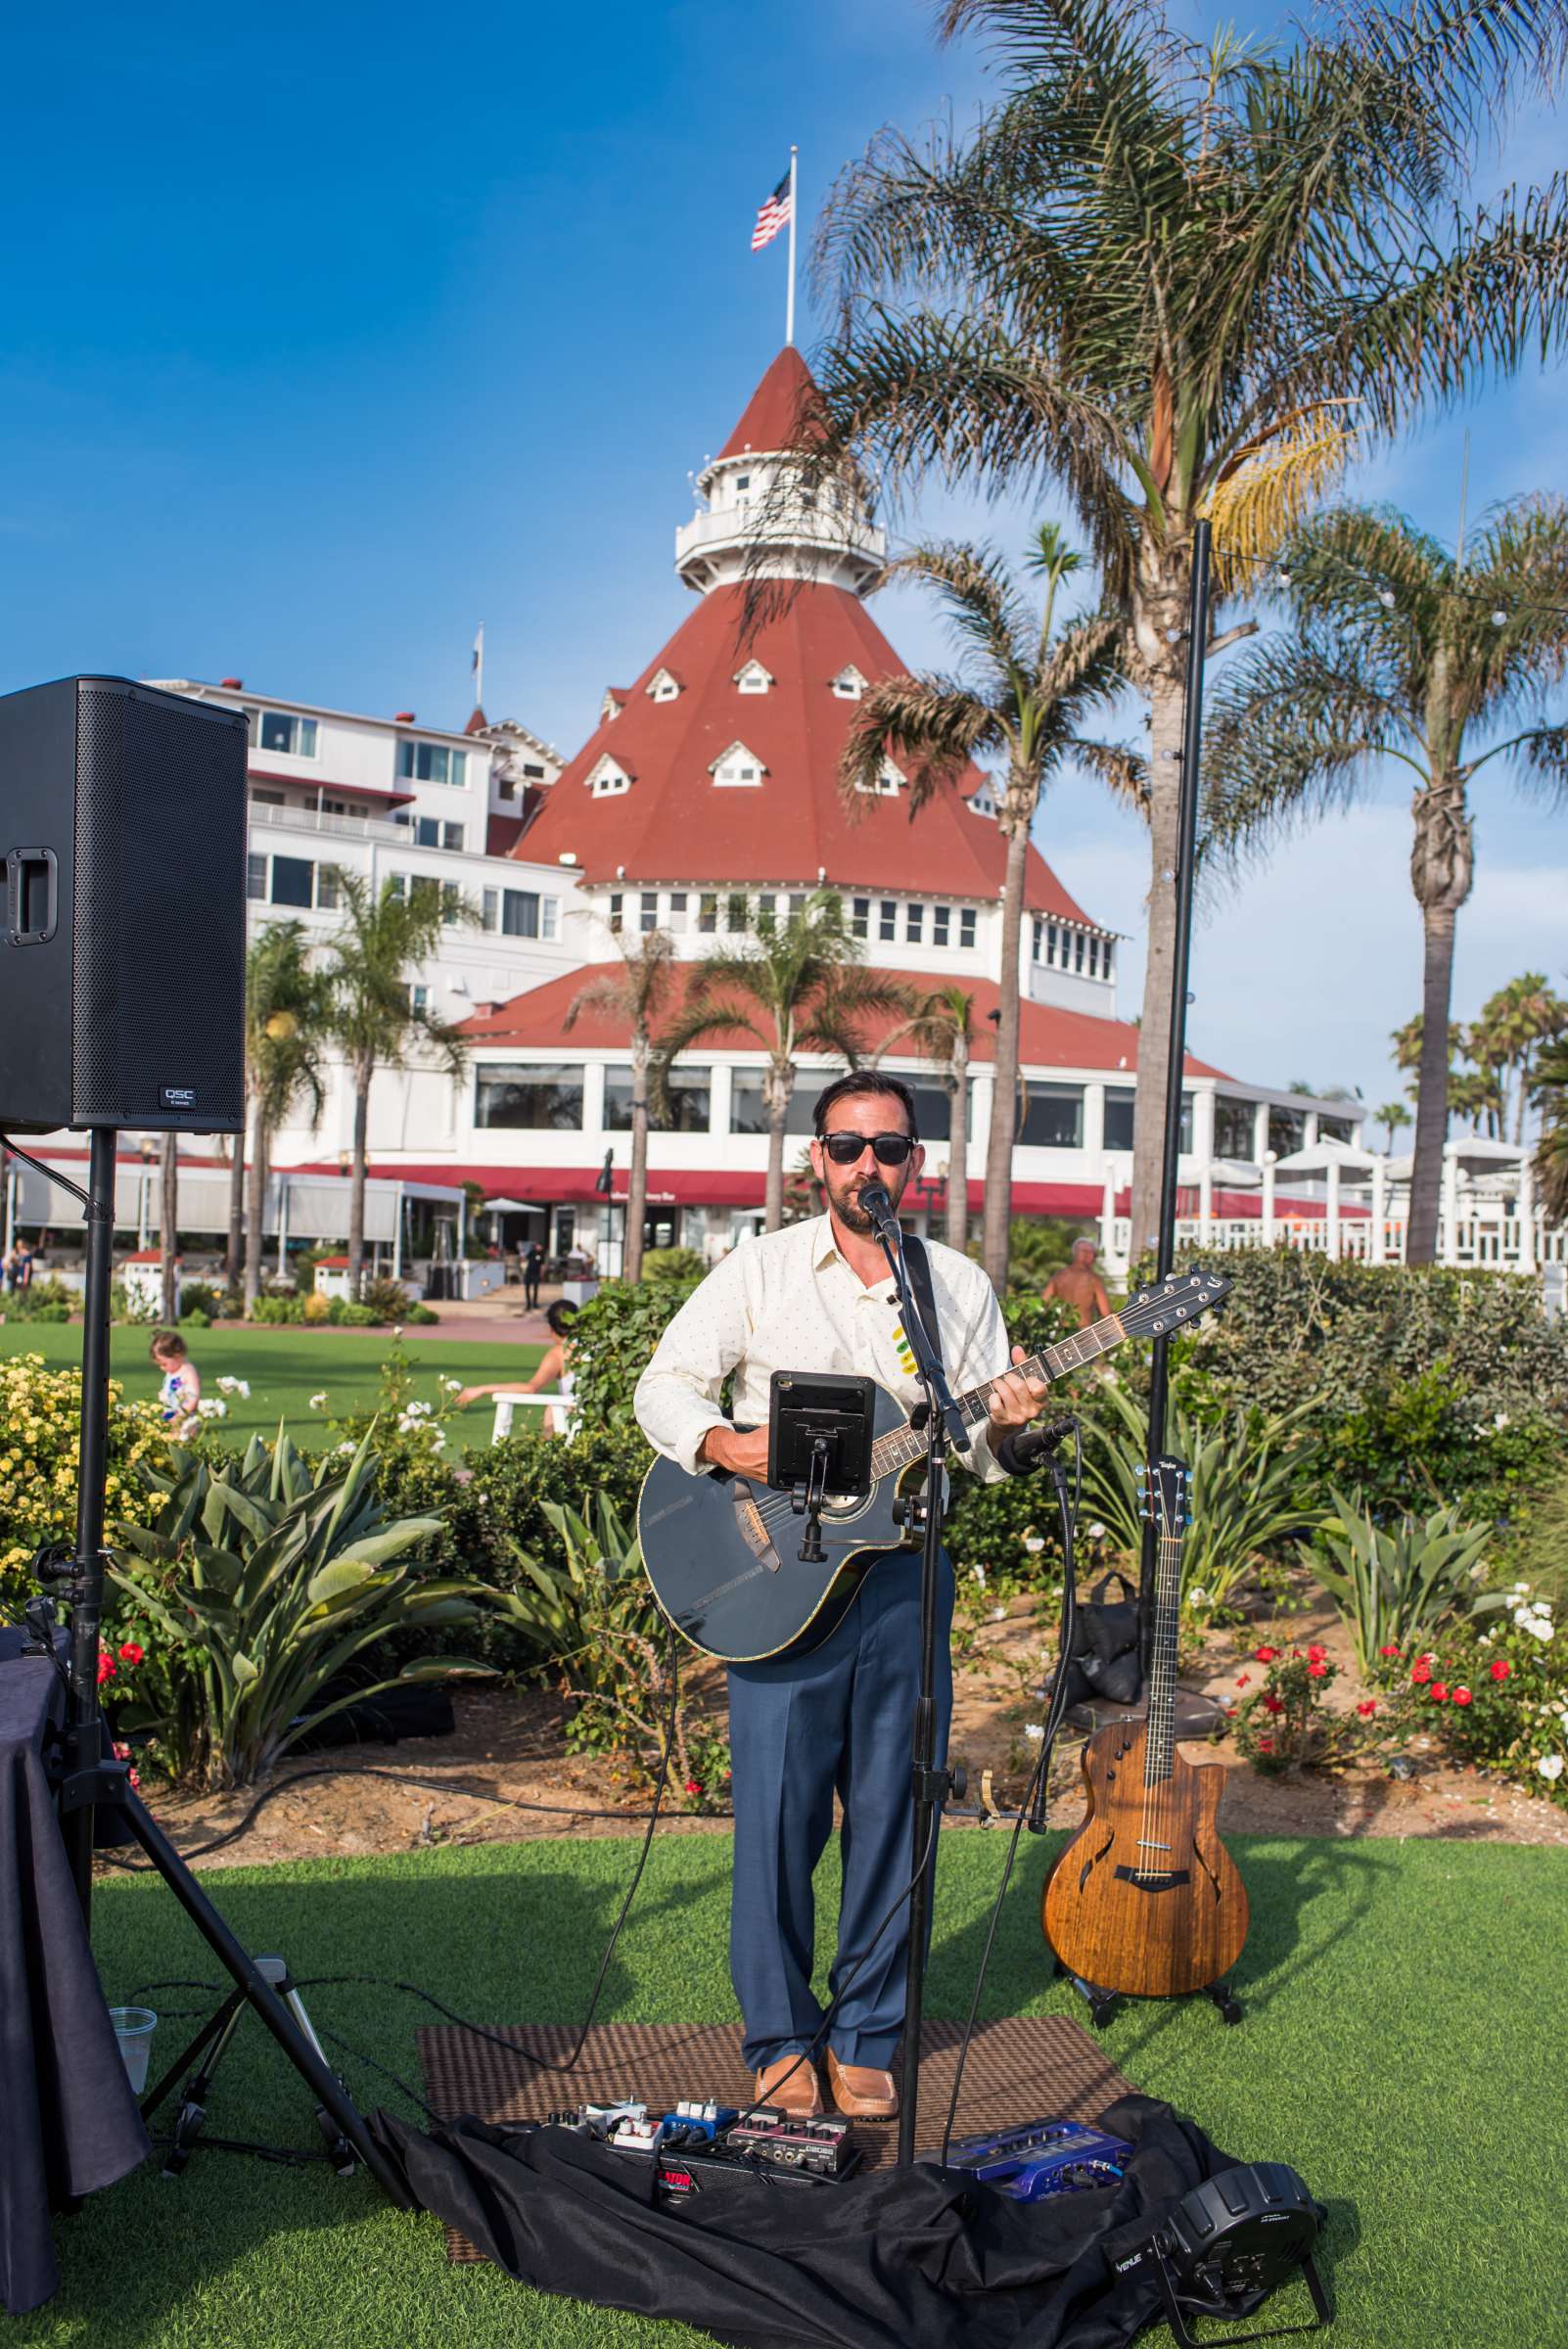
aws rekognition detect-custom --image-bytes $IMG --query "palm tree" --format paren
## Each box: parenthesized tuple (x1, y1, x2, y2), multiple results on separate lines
(565, 930, 679, 1284)
(800, 0, 1568, 1259)
(839, 529, 1132, 1287)
(654, 894, 911, 1231)
(326, 874, 470, 1297)
(1469, 972, 1568, 1143)
(1532, 1038, 1568, 1221)
(873, 986, 979, 1255)
(1373, 1100, 1411, 1155)
(1206, 498, 1568, 1260)
(242, 924, 331, 1308)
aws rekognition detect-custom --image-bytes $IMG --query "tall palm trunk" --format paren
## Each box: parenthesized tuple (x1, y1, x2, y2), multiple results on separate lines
(762, 1059, 792, 1232)
(225, 1131, 245, 1296)
(1408, 905, 1460, 1264)
(244, 1110, 270, 1308)
(1129, 641, 1190, 1264)
(160, 1132, 179, 1323)
(981, 818, 1031, 1293)
(945, 1046, 971, 1257)
(347, 1062, 371, 1297)
(624, 1039, 650, 1282)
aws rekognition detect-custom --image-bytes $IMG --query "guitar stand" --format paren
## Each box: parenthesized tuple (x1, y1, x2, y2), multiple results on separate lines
(1051, 1954, 1243, 2029)
(139, 1956, 358, 2181)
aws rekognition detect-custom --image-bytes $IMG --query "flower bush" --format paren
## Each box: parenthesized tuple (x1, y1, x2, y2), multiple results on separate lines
(1228, 1644, 1343, 1773)
(1375, 1582, 1568, 1807)
(0, 1353, 172, 1616)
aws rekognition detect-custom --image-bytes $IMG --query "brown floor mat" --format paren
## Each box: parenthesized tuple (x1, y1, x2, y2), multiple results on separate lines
(418, 2014, 1137, 2263)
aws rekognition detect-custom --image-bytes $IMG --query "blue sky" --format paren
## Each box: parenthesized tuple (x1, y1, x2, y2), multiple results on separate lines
(2, 0, 1564, 1110)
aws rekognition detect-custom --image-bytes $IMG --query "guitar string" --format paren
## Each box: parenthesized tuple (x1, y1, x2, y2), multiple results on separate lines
(1137, 1519, 1181, 1882)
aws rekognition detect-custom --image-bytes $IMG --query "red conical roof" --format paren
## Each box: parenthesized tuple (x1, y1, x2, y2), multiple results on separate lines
(716, 345, 817, 461)
(509, 578, 1102, 922)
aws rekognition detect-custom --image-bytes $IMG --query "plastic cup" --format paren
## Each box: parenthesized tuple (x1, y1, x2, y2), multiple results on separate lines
(108, 2005, 158, 2095)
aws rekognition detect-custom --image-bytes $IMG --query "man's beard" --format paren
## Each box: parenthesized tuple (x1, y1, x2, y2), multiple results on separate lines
(826, 1167, 902, 1234)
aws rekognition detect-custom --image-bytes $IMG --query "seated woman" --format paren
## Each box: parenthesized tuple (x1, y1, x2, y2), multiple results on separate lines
(457, 1301, 577, 1436)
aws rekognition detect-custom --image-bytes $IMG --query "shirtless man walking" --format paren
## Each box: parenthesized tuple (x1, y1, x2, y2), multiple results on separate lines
(1040, 1236, 1112, 1329)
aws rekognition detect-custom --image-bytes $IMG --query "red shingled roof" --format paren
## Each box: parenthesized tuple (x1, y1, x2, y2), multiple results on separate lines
(511, 579, 1103, 918)
(716, 345, 816, 462)
(459, 960, 1229, 1080)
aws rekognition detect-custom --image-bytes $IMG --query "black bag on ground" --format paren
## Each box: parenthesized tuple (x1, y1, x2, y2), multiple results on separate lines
(1051, 1572, 1142, 1711)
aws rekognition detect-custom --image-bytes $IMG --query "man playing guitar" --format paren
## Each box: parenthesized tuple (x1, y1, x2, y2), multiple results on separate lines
(634, 1074, 1050, 2121)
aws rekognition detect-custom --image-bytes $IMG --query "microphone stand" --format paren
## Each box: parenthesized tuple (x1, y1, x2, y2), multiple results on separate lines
(865, 1202, 970, 2166)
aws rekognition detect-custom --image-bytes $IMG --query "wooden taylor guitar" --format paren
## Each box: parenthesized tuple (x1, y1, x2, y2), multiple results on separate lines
(1042, 1453, 1249, 2004)
(639, 1268, 1231, 1663)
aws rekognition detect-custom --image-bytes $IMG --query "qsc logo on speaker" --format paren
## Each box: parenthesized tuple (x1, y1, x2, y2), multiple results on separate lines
(159, 1085, 198, 1111)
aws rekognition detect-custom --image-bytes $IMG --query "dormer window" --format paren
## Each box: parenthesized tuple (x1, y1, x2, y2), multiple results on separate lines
(585, 754, 632, 799)
(855, 757, 903, 797)
(646, 668, 682, 703)
(599, 689, 626, 724)
(711, 740, 765, 788)
(733, 660, 773, 696)
(968, 780, 997, 817)
(831, 666, 868, 701)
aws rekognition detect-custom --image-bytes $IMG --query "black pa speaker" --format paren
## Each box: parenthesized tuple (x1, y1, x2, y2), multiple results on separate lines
(0, 675, 247, 1134)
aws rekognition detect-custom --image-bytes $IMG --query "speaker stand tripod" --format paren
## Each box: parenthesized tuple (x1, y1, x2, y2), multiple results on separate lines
(24, 1125, 411, 2211)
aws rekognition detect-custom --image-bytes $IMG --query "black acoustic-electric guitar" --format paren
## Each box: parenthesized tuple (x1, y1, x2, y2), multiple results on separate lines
(638, 1268, 1231, 1663)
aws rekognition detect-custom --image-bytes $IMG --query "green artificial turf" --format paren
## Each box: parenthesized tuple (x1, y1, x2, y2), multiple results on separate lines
(17, 1830, 1567, 2348)
(0, 1325, 544, 1451)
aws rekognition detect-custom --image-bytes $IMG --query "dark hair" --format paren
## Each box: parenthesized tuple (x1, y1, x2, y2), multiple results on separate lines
(811, 1071, 919, 1141)
(149, 1328, 187, 1361)
(544, 1300, 577, 1338)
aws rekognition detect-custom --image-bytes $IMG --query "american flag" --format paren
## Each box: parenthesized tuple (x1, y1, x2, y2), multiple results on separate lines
(752, 169, 793, 252)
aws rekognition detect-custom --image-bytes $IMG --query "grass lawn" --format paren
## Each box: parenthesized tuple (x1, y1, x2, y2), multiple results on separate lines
(0, 1325, 545, 1451)
(19, 1829, 1567, 2348)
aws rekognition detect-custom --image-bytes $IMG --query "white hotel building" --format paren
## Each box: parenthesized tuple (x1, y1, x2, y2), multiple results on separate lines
(137, 346, 1367, 1276)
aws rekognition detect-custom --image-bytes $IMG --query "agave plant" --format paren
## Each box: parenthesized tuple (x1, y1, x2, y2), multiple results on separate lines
(1080, 1382, 1324, 1615)
(1309, 1493, 1504, 1680)
(110, 1430, 501, 1788)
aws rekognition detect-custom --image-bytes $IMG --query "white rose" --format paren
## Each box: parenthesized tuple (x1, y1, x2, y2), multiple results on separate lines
(308, 1392, 328, 1410)
(1538, 1754, 1564, 1783)
(1024, 1724, 1044, 1742)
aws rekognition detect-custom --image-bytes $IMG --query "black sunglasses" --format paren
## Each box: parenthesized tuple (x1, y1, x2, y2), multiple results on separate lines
(820, 1129, 915, 1167)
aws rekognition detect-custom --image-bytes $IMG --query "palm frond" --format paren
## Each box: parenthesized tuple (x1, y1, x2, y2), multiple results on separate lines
(839, 677, 1000, 818)
(1071, 736, 1150, 817)
(1202, 629, 1406, 862)
(882, 539, 1034, 673)
(1204, 423, 1359, 595)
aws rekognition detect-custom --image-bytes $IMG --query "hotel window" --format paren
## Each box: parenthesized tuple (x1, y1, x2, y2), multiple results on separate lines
(1105, 1087, 1192, 1152)
(905, 902, 924, 944)
(735, 662, 771, 695)
(851, 897, 870, 940)
(735, 473, 752, 494)
(959, 908, 977, 949)
(640, 891, 659, 934)
(540, 895, 558, 940)
(251, 787, 284, 806)
(1214, 1096, 1256, 1158)
(412, 816, 464, 852)
(1087, 936, 1099, 978)
(1268, 1105, 1306, 1157)
(1032, 917, 1043, 962)
(699, 893, 718, 934)
(475, 1062, 585, 1130)
(1017, 1084, 1084, 1149)
(669, 891, 688, 934)
(713, 749, 762, 787)
(269, 854, 314, 910)
(482, 888, 548, 939)
(408, 983, 432, 1015)
(605, 1063, 713, 1133)
(788, 894, 805, 918)
(523, 761, 545, 779)
(729, 1076, 816, 1137)
(933, 903, 950, 948)
(315, 864, 341, 911)
(494, 770, 517, 801)
(1102, 940, 1114, 982)
(725, 893, 748, 933)
(246, 852, 267, 901)
(878, 900, 897, 943)
(396, 740, 467, 788)
(608, 891, 623, 935)
(1072, 931, 1084, 972)
(258, 711, 318, 759)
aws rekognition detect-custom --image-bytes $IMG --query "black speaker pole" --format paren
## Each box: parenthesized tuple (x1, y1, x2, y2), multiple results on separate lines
(1141, 520, 1211, 1672)
(61, 1126, 117, 1918)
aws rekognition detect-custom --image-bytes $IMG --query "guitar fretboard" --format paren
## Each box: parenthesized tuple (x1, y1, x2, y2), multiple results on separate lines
(1144, 1527, 1182, 1785)
(868, 1311, 1128, 1482)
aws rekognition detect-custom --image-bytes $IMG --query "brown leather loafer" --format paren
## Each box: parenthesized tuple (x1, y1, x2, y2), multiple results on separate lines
(755, 2054, 823, 2117)
(826, 2050, 899, 2118)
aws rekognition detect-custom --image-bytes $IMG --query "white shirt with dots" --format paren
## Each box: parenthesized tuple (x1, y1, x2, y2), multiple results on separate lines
(633, 1214, 1011, 1481)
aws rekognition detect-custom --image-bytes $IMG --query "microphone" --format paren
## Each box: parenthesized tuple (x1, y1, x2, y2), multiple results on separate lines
(997, 1415, 1077, 1476)
(857, 1179, 900, 1240)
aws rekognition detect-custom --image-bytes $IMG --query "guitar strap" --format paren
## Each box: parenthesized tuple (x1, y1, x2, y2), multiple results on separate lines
(900, 1233, 945, 1374)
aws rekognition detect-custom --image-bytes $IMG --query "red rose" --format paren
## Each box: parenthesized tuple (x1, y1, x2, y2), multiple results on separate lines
(1378, 1643, 1400, 1657)
(1490, 1660, 1511, 1681)
(1308, 1644, 1327, 1665)
(1235, 1674, 1251, 1688)
(1308, 1662, 1327, 1679)
(1254, 1646, 1278, 1663)
(1410, 1660, 1432, 1685)
(1257, 1736, 1275, 1754)
(96, 1653, 116, 1684)
(117, 1640, 144, 1666)
(1430, 1682, 1450, 1702)
(1452, 1686, 1472, 1707)
(684, 1779, 701, 1796)
(1357, 1700, 1377, 1718)
(1262, 1693, 1285, 1716)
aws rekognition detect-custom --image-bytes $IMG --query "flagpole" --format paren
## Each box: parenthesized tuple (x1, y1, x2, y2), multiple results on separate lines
(785, 145, 798, 347)
(473, 622, 484, 712)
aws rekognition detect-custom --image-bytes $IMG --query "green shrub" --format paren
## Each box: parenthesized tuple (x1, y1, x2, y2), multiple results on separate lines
(1230, 1644, 1344, 1773)
(640, 1247, 706, 1282)
(404, 1302, 438, 1325)
(108, 1432, 518, 1788)
(1309, 1492, 1502, 1677)
(569, 1276, 699, 1433)
(180, 1308, 211, 1330)
(178, 1281, 224, 1320)
(0, 1354, 172, 1614)
(339, 1302, 379, 1326)
(0, 1275, 77, 1324)
(250, 1292, 304, 1324)
(362, 1275, 416, 1321)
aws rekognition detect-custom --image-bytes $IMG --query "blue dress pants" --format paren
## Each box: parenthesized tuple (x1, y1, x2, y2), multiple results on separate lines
(725, 1549, 954, 2074)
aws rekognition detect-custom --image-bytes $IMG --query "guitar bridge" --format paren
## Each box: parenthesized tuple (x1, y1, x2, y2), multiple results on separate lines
(1113, 1865, 1190, 1894)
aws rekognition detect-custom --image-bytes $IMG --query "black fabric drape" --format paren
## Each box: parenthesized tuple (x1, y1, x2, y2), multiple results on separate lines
(0, 1632, 150, 2314)
(374, 2093, 1240, 2349)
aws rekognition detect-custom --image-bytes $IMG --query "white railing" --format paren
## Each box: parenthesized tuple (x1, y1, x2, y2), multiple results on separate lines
(1102, 1213, 1568, 1275)
(250, 800, 408, 845)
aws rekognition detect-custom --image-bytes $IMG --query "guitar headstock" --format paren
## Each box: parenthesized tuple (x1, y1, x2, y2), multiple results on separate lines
(1135, 1454, 1192, 1537)
(1119, 1268, 1231, 1341)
